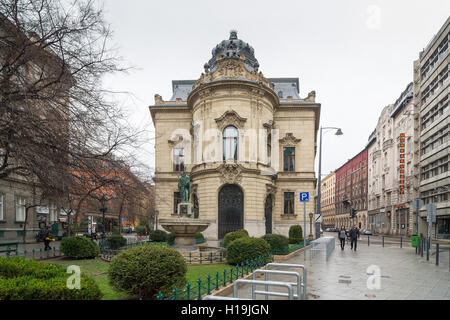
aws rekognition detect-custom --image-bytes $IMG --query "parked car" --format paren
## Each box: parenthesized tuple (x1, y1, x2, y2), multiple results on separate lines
(362, 229, 372, 235)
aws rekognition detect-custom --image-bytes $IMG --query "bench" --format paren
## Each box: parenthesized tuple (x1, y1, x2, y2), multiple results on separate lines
(0, 242, 19, 256)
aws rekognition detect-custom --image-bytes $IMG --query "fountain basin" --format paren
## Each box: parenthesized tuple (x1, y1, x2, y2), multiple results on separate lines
(159, 218, 210, 245)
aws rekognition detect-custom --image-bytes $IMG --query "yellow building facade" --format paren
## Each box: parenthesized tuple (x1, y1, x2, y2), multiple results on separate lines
(149, 31, 320, 240)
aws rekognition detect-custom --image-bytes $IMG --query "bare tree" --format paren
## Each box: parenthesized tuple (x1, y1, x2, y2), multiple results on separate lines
(0, 0, 141, 196)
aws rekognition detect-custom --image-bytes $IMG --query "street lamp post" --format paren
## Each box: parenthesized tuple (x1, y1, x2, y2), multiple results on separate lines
(317, 126, 343, 239)
(309, 212, 313, 238)
(155, 210, 159, 231)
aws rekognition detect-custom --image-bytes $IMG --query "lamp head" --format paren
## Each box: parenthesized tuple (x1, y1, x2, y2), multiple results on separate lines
(335, 128, 343, 136)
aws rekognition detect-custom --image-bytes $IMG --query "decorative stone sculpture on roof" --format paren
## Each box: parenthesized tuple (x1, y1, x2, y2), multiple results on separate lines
(204, 30, 260, 73)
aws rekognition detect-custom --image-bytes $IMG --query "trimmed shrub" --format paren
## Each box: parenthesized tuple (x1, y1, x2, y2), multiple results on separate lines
(167, 232, 176, 245)
(136, 225, 148, 236)
(288, 225, 304, 244)
(222, 229, 249, 248)
(105, 234, 127, 250)
(261, 234, 289, 255)
(149, 230, 168, 242)
(194, 232, 204, 240)
(60, 236, 100, 259)
(226, 237, 271, 265)
(108, 245, 187, 299)
(0, 257, 102, 300)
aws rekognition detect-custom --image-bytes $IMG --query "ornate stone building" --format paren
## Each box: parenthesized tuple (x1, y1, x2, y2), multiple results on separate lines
(149, 31, 320, 240)
(321, 171, 336, 229)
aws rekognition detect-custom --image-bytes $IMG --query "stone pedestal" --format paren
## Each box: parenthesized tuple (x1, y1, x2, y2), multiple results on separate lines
(177, 202, 193, 217)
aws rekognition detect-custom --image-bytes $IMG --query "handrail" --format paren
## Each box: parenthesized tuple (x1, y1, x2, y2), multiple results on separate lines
(233, 279, 294, 300)
(265, 263, 307, 300)
(252, 269, 303, 300)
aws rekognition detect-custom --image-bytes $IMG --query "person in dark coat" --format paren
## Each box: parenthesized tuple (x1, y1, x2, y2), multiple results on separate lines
(43, 227, 54, 251)
(348, 225, 360, 251)
(337, 225, 347, 250)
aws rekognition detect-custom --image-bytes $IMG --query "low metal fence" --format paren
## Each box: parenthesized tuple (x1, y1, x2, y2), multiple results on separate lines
(310, 236, 335, 260)
(0, 247, 64, 260)
(156, 253, 273, 300)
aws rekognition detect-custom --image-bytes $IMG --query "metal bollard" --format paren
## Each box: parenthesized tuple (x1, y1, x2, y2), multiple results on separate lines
(426, 239, 429, 261)
(435, 243, 439, 266)
(382, 236, 384, 247)
(421, 239, 424, 258)
(368, 235, 370, 247)
(400, 237, 402, 248)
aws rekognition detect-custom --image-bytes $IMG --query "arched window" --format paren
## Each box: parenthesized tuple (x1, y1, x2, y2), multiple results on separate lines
(223, 126, 238, 161)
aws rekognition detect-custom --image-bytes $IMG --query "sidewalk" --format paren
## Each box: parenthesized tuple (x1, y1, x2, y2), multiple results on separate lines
(225, 235, 450, 300)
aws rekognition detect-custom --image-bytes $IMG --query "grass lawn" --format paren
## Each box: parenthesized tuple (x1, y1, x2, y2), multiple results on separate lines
(186, 263, 230, 284)
(51, 258, 128, 300)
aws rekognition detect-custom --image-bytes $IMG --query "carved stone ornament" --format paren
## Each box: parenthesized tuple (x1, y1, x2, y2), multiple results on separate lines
(279, 132, 301, 146)
(215, 110, 247, 131)
(218, 163, 243, 184)
(193, 56, 273, 90)
(154, 94, 164, 104)
(266, 183, 277, 195)
(168, 135, 184, 146)
(191, 183, 198, 195)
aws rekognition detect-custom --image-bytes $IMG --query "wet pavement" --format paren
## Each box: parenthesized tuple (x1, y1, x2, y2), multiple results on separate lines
(225, 233, 450, 300)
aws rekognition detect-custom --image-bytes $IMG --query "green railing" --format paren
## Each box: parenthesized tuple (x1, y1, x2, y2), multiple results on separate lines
(2, 247, 63, 260)
(156, 253, 273, 300)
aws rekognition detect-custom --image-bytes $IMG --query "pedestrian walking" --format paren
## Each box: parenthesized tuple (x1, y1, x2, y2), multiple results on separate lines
(349, 224, 360, 251)
(337, 225, 347, 250)
(43, 227, 55, 251)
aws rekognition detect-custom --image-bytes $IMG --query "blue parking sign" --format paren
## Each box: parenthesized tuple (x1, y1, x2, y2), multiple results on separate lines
(299, 192, 309, 202)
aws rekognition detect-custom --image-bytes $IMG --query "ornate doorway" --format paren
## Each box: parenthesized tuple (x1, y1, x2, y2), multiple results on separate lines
(265, 194, 272, 234)
(218, 184, 243, 239)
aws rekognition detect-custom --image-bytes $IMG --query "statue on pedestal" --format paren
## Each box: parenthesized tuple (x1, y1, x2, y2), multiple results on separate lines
(177, 172, 192, 217)
(178, 172, 191, 203)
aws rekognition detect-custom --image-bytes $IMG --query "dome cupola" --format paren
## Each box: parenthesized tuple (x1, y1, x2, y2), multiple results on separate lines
(204, 30, 259, 73)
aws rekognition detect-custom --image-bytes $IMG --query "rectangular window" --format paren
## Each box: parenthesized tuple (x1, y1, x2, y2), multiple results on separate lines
(284, 192, 295, 214)
(283, 147, 295, 172)
(173, 148, 185, 172)
(0, 194, 3, 220)
(15, 197, 26, 222)
(174, 192, 181, 214)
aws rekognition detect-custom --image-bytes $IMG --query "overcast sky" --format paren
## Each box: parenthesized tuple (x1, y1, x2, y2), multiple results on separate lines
(101, 0, 450, 177)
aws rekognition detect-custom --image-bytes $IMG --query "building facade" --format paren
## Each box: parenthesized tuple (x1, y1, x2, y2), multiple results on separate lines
(149, 31, 320, 240)
(416, 17, 450, 239)
(335, 149, 368, 230)
(321, 171, 336, 229)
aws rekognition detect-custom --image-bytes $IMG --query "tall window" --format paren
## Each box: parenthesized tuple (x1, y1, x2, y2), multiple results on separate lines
(267, 134, 271, 165)
(16, 197, 26, 222)
(0, 194, 3, 220)
(283, 147, 295, 171)
(173, 147, 185, 172)
(174, 192, 181, 214)
(284, 192, 294, 214)
(223, 126, 238, 161)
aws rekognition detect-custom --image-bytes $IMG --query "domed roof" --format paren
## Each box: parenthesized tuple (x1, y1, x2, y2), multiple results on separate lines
(204, 30, 259, 73)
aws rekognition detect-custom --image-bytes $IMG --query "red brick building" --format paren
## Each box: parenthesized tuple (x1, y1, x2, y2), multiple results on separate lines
(335, 148, 369, 229)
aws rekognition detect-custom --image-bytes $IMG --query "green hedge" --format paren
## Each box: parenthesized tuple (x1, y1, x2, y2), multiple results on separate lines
(150, 230, 168, 242)
(105, 234, 127, 250)
(60, 236, 100, 259)
(108, 246, 187, 299)
(167, 232, 176, 245)
(222, 229, 249, 248)
(226, 237, 271, 265)
(261, 234, 289, 255)
(288, 225, 304, 244)
(136, 225, 148, 236)
(0, 257, 102, 300)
